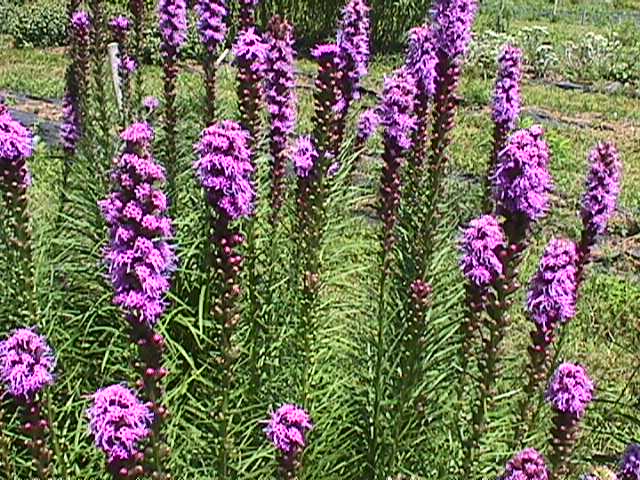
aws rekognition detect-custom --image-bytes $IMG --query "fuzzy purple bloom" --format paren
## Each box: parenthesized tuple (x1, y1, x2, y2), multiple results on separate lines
(493, 125, 552, 223)
(357, 107, 381, 143)
(432, 0, 478, 60)
(459, 214, 506, 288)
(527, 238, 579, 332)
(581, 142, 622, 238)
(71, 10, 92, 37)
(264, 17, 297, 149)
(311, 43, 345, 113)
(158, 0, 188, 59)
(0, 329, 55, 401)
(194, 120, 255, 220)
(265, 404, 313, 455)
(0, 110, 33, 163)
(61, 94, 81, 154)
(380, 67, 418, 152)
(87, 384, 152, 463)
(546, 362, 594, 419)
(233, 27, 268, 77)
(143, 96, 160, 112)
(406, 25, 438, 99)
(499, 448, 550, 480)
(109, 15, 131, 40)
(195, 0, 228, 54)
(337, 0, 370, 101)
(99, 122, 175, 326)
(492, 45, 523, 132)
(620, 444, 640, 480)
(292, 136, 318, 178)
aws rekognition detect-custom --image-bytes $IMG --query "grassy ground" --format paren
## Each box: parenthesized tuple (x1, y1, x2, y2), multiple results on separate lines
(0, 5, 639, 479)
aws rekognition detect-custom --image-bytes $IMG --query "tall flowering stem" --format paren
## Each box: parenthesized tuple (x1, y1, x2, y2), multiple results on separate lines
(87, 385, 152, 478)
(517, 239, 579, 441)
(578, 142, 622, 280)
(0, 329, 56, 479)
(196, 0, 228, 123)
(233, 27, 267, 145)
(334, 0, 370, 157)
(109, 16, 136, 124)
(99, 122, 175, 479)
(484, 45, 523, 212)
(0, 109, 35, 325)
(158, 0, 187, 196)
(194, 121, 254, 477)
(368, 67, 417, 478)
(239, 0, 259, 30)
(265, 404, 313, 480)
(546, 362, 594, 479)
(129, 0, 146, 108)
(265, 16, 297, 221)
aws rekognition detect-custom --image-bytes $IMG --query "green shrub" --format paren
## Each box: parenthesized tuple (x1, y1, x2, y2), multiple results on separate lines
(7, 0, 67, 48)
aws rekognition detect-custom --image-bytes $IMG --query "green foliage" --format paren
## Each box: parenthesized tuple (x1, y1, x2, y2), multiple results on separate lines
(6, 0, 67, 48)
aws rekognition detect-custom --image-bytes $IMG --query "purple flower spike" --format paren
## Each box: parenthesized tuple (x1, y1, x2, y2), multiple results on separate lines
(292, 136, 318, 179)
(492, 45, 523, 132)
(195, 0, 228, 54)
(620, 444, 640, 480)
(493, 125, 552, 224)
(143, 96, 160, 112)
(357, 108, 381, 143)
(337, 0, 371, 102)
(194, 120, 255, 220)
(581, 142, 622, 239)
(239, 0, 260, 29)
(99, 122, 175, 326)
(546, 362, 594, 419)
(265, 403, 313, 455)
(499, 448, 550, 480)
(432, 0, 478, 60)
(0, 328, 55, 401)
(71, 10, 92, 36)
(233, 27, 268, 77)
(61, 93, 81, 155)
(158, 0, 188, 59)
(527, 238, 579, 332)
(87, 384, 152, 464)
(380, 67, 418, 152)
(459, 215, 506, 288)
(1, 110, 33, 163)
(406, 25, 438, 100)
(109, 15, 131, 40)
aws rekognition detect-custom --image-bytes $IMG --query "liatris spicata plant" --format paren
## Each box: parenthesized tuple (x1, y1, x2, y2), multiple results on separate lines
(239, 0, 259, 30)
(485, 45, 523, 212)
(546, 362, 595, 478)
(99, 122, 175, 478)
(265, 404, 313, 480)
(158, 0, 187, 194)
(356, 107, 381, 146)
(87, 384, 152, 478)
(336, 0, 370, 106)
(233, 27, 268, 144)
(405, 24, 437, 165)
(0, 328, 55, 479)
(578, 142, 622, 273)
(195, 0, 227, 122)
(264, 16, 297, 221)
(498, 448, 550, 480)
(520, 238, 579, 432)
(129, 0, 146, 106)
(194, 120, 255, 476)
(368, 66, 417, 477)
(493, 125, 552, 244)
(619, 444, 640, 480)
(429, 0, 478, 177)
(0, 108, 35, 324)
(109, 15, 135, 121)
